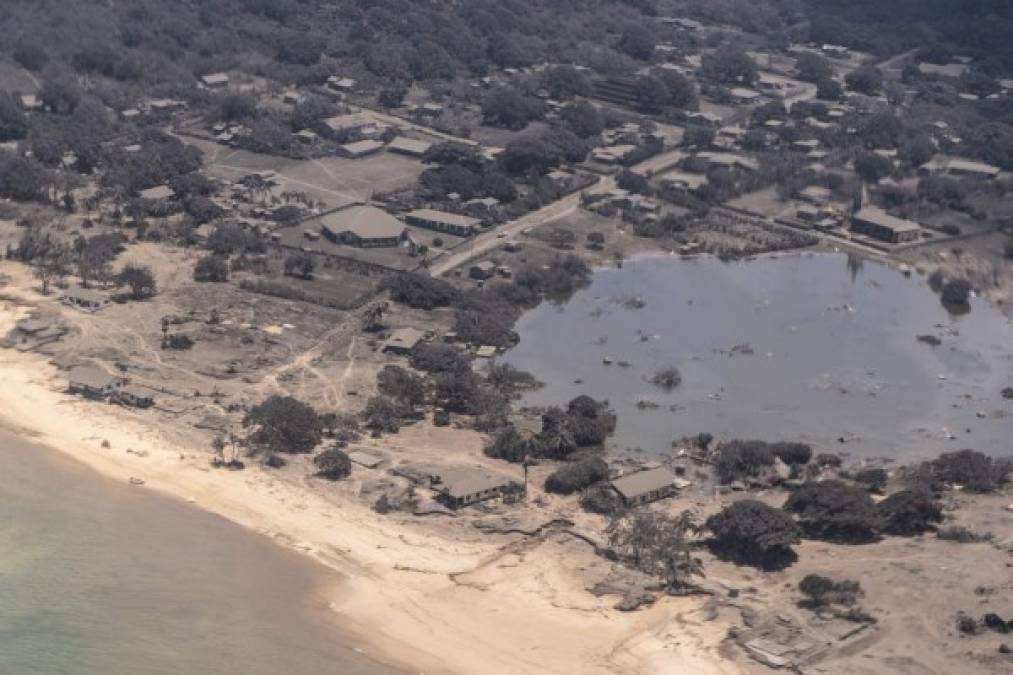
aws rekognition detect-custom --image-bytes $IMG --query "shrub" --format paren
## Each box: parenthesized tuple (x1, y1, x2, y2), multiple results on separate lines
(483, 425, 529, 463)
(580, 483, 623, 515)
(382, 272, 461, 310)
(853, 467, 888, 493)
(770, 442, 813, 466)
(243, 395, 320, 455)
(928, 449, 1005, 493)
(815, 453, 842, 468)
(714, 440, 775, 484)
(783, 480, 880, 543)
(940, 278, 972, 307)
(799, 574, 863, 608)
(651, 367, 682, 391)
(706, 500, 800, 569)
(936, 526, 993, 543)
(876, 489, 943, 535)
(410, 343, 471, 373)
(313, 447, 352, 480)
(544, 456, 609, 495)
(193, 254, 229, 282)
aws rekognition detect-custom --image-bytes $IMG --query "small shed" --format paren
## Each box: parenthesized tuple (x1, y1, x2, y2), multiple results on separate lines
(348, 451, 385, 468)
(382, 327, 425, 355)
(115, 385, 155, 408)
(469, 261, 496, 280)
(61, 288, 110, 312)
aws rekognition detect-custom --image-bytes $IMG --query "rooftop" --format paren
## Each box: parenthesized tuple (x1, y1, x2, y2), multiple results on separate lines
(610, 467, 676, 499)
(321, 205, 406, 240)
(435, 467, 518, 499)
(68, 365, 121, 390)
(405, 209, 482, 228)
(853, 206, 921, 233)
(386, 137, 432, 155)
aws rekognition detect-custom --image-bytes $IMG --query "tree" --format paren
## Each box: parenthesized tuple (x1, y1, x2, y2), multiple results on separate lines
(845, 67, 883, 95)
(783, 480, 880, 543)
(701, 48, 758, 85)
(606, 511, 703, 591)
(655, 69, 697, 109)
(13, 43, 49, 71)
(876, 489, 943, 535)
(795, 52, 834, 83)
(853, 467, 888, 493)
(313, 447, 352, 480)
(243, 395, 321, 456)
(117, 264, 157, 300)
(0, 94, 28, 142)
(382, 272, 461, 310)
(284, 252, 315, 279)
(854, 152, 893, 183)
(410, 342, 471, 374)
(363, 395, 406, 433)
(194, 255, 229, 282)
(481, 87, 543, 130)
(798, 574, 863, 609)
(618, 24, 656, 61)
(769, 442, 812, 466)
(560, 101, 604, 139)
(634, 75, 669, 113)
(940, 279, 972, 308)
(483, 425, 530, 463)
(587, 231, 605, 249)
(814, 77, 843, 101)
(651, 367, 681, 390)
(714, 440, 775, 484)
(75, 234, 121, 288)
(378, 86, 407, 109)
(544, 65, 591, 99)
(377, 365, 427, 408)
(32, 244, 71, 294)
(706, 500, 800, 569)
(925, 449, 1005, 493)
(544, 456, 609, 494)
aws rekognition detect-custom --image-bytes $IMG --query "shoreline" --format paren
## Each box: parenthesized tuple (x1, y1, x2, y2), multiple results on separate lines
(0, 281, 738, 675)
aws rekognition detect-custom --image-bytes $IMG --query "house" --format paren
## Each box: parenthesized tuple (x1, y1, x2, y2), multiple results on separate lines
(591, 144, 638, 164)
(475, 345, 498, 358)
(417, 102, 444, 117)
(799, 185, 832, 205)
(917, 62, 969, 78)
(851, 206, 921, 243)
(463, 197, 500, 217)
(146, 98, 186, 112)
(61, 288, 110, 312)
(386, 136, 432, 157)
(469, 261, 497, 280)
(659, 170, 708, 193)
(114, 385, 155, 408)
(610, 467, 677, 506)
(322, 112, 386, 139)
(320, 205, 408, 248)
(382, 327, 426, 355)
(431, 467, 523, 509)
(729, 87, 762, 103)
(697, 152, 759, 172)
(404, 209, 482, 237)
(120, 108, 142, 120)
(201, 72, 230, 89)
(326, 76, 357, 92)
(68, 366, 124, 399)
(338, 139, 385, 158)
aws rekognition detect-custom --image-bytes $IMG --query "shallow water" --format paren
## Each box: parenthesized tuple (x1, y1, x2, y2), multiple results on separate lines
(0, 430, 402, 675)
(503, 252, 1013, 460)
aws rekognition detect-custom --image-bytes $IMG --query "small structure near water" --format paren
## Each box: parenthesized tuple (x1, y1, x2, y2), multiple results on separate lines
(610, 466, 677, 506)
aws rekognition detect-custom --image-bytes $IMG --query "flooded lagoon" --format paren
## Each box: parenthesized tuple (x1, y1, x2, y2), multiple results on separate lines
(503, 252, 1013, 460)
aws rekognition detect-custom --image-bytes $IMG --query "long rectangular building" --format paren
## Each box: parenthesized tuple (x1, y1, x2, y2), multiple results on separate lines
(851, 207, 921, 244)
(403, 209, 482, 237)
(320, 205, 407, 248)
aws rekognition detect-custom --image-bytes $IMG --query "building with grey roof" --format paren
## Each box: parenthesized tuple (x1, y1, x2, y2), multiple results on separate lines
(382, 327, 426, 355)
(851, 207, 921, 244)
(386, 137, 432, 157)
(404, 209, 482, 237)
(431, 467, 523, 509)
(610, 466, 677, 506)
(319, 205, 408, 248)
(68, 366, 125, 399)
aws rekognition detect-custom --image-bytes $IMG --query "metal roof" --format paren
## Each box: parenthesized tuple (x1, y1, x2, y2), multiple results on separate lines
(321, 205, 406, 240)
(406, 209, 481, 229)
(853, 206, 921, 233)
(435, 467, 517, 499)
(610, 467, 676, 499)
(68, 366, 121, 390)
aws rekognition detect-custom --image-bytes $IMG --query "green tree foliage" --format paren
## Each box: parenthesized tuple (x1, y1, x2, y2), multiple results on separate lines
(940, 278, 972, 308)
(783, 480, 880, 543)
(714, 440, 776, 484)
(654, 69, 697, 109)
(244, 395, 321, 455)
(922, 449, 1008, 493)
(706, 499, 800, 569)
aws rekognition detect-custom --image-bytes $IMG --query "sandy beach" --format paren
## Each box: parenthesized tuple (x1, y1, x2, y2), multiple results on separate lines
(0, 276, 737, 675)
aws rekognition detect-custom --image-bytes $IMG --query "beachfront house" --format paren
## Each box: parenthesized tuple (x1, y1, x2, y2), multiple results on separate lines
(850, 207, 921, 244)
(431, 467, 523, 509)
(113, 385, 155, 409)
(610, 467, 677, 507)
(68, 366, 125, 399)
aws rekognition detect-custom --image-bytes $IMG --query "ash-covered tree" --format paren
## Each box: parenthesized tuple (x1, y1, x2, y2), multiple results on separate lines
(705, 499, 800, 569)
(845, 67, 883, 95)
(117, 264, 157, 300)
(783, 480, 880, 543)
(816, 77, 844, 101)
(854, 152, 893, 183)
(618, 23, 656, 61)
(795, 52, 834, 83)
(940, 279, 972, 309)
(377, 365, 427, 409)
(193, 255, 229, 282)
(0, 93, 28, 142)
(559, 101, 605, 139)
(544, 455, 609, 495)
(876, 489, 943, 536)
(798, 574, 863, 609)
(714, 440, 775, 484)
(284, 252, 315, 280)
(701, 47, 758, 85)
(483, 424, 530, 463)
(31, 243, 71, 294)
(481, 87, 543, 130)
(243, 395, 321, 457)
(606, 511, 703, 591)
(313, 447, 352, 480)
(543, 65, 591, 99)
(363, 395, 408, 434)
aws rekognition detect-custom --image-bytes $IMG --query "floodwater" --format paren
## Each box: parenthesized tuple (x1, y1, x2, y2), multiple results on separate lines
(503, 252, 1013, 460)
(0, 430, 403, 675)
